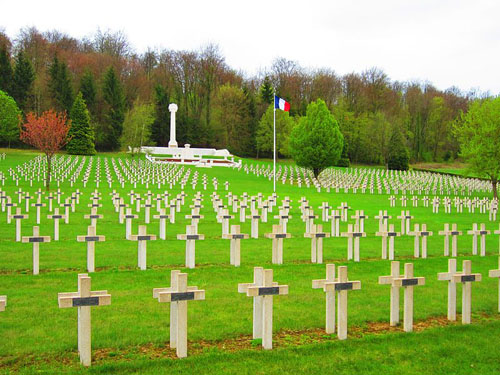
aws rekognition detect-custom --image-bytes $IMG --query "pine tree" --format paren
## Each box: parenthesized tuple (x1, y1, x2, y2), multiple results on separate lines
(387, 126, 410, 170)
(67, 92, 96, 155)
(48, 56, 74, 114)
(79, 68, 96, 116)
(12, 51, 35, 113)
(0, 45, 13, 96)
(101, 66, 125, 151)
(260, 76, 274, 104)
(151, 84, 170, 146)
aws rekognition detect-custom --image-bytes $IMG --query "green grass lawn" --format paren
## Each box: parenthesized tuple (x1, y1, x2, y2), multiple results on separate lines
(0, 149, 499, 374)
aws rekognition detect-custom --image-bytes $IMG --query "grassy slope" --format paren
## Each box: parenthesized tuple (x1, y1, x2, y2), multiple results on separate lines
(0, 149, 499, 374)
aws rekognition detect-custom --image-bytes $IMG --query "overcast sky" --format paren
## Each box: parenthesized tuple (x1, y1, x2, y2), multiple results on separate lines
(2, 0, 499, 94)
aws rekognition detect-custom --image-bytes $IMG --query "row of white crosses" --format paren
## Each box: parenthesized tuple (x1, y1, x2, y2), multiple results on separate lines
(2, 256, 499, 367)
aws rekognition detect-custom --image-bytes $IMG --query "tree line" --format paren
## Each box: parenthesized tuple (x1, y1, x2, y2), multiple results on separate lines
(0, 27, 488, 164)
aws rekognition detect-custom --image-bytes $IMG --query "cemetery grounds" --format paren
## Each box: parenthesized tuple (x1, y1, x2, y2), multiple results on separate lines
(0, 149, 499, 374)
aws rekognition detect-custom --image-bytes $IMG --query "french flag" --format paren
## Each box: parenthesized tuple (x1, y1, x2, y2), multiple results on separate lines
(274, 95, 290, 112)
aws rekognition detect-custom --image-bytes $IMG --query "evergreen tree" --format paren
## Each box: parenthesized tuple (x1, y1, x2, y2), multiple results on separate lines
(289, 99, 344, 178)
(0, 45, 13, 96)
(67, 92, 96, 155)
(387, 125, 410, 171)
(79, 68, 96, 116)
(101, 66, 125, 151)
(151, 84, 170, 146)
(260, 76, 274, 104)
(12, 51, 35, 113)
(0, 90, 21, 147)
(48, 56, 74, 114)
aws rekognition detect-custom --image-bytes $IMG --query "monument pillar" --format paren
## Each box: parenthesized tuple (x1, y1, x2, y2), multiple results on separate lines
(168, 103, 178, 148)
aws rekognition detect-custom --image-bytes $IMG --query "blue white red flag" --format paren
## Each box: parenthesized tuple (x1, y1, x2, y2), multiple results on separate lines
(274, 96, 290, 112)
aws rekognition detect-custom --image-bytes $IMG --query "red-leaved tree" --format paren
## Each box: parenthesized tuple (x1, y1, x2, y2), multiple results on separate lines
(20, 110, 71, 191)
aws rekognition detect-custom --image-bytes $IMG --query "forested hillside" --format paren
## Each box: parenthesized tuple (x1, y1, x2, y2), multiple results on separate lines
(0, 27, 483, 163)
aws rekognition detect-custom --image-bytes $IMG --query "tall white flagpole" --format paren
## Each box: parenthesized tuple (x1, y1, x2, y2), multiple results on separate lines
(273, 94, 276, 193)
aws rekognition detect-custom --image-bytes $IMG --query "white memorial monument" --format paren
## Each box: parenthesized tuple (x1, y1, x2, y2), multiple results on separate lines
(142, 103, 240, 168)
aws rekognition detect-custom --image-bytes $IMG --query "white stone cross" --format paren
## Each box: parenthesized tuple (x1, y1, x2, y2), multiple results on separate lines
(274, 210, 292, 233)
(124, 208, 138, 240)
(218, 209, 234, 236)
(77, 226, 105, 272)
(375, 224, 400, 260)
(11, 207, 28, 242)
(304, 224, 330, 264)
(329, 210, 341, 237)
(438, 224, 462, 257)
(47, 208, 66, 241)
(396, 210, 413, 235)
(437, 259, 459, 321)
(177, 225, 205, 269)
(341, 224, 366, 262)
(467, 223, 490, 256)
(264, 224, 291, 265)
(374, 210, 391, 232)
(31, 199, 46, 224)
(407, 224, 433, 258)
(0, 295, 6, 312)
(351, 210, 368, 232)
(247, 210, 261, 239)
(337, 202, 350, 222)
(84, 207, 103, 230)
(452, 260, 481, 324)
(488, 257, 500, 312)
(322, 266, 361, 340)
(153, 270, 205, 358)
(238, 268, 288, 349)
(378, 261, 401, 326)
(153, 208, 169, 240)
(129, 225, 157, 270)
(22, 226, 51, 275)
(222, 225, 249, 266)
(58, 273, 111, 367)
(312, 264, 336, 333)
(319, 202, 331, 222)
(389, 262, 425, 332)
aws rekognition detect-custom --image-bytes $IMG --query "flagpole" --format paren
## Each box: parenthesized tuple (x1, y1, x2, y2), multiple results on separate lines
(273, 93, 276, 193)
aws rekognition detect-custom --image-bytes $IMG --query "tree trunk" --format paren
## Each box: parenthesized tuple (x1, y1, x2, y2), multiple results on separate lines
(492, 178, 498, 200)
(46, 155, 51, 191)
(313, 168, 320, 179)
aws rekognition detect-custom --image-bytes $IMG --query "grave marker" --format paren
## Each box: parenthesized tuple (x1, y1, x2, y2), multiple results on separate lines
(238, 268, 288, 349)
(312, 264, 336, 333)
(438, 224, 462, 257)
(222, 225, 249, 266)
(77, 226, 105, 272)
(264, 225, 291, 265)
(378, 261, 401, 326)
(390, 263, 425, 332)
(58, 274, 111, 367)
(452, 260, 481, 324)
(304, 224, 330, 264)
(322, 266, 361, 340)
(11, 207, 28, 242)
(22, 226, 50, 275)
(153, 271, 205, 358)
(177, 225, 205, 269)
(129, 225, 157, 270)
(47, 208, 66, 241)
